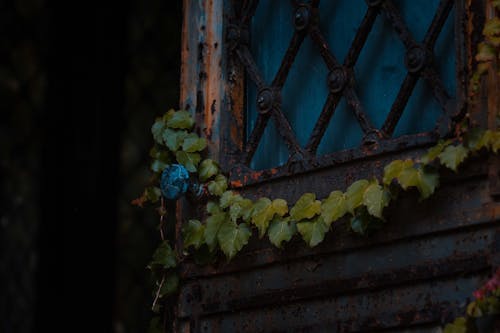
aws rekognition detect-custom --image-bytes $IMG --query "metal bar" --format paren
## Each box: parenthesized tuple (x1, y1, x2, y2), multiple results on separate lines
(272, 31, 307, 88)
(423, 0, 454, 48)
(381, 73, 419, 136)
(241, 0, 259, 25)
(235, 46, 266, 90)
(243, 112, 271, 165)
(309, 27, 339, 69)
(271, 105, 307, 158)
(306, 93, 342, 154)
(421, 67, 451, 109)
(381, 0, 418, 49)
(343, 7, 379, 68)
(343, 87, 376, 134)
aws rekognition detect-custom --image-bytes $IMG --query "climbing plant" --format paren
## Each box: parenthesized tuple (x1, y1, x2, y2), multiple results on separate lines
(135, 1, 500, 331)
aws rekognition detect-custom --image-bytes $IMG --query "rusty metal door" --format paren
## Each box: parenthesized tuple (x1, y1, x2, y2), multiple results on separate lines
(175, 0, 500, 331)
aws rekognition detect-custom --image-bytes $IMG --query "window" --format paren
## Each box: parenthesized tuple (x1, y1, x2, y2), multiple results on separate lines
(226, 0, 464, 173)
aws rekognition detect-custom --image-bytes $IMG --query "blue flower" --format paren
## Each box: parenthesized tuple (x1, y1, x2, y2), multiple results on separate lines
(160, 164, 190, 200)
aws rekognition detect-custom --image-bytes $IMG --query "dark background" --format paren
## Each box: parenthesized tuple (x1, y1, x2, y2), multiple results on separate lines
(0, 1, 182, 331)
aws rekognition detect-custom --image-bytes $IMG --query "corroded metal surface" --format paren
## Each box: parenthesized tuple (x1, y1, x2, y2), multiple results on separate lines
(176, 0, 499, 332)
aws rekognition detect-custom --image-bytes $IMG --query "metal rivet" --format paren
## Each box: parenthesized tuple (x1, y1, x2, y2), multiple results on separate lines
(405, 46, 428, 73)
(327, 67, 348, 93)
(294, 6, 310, 31)
(256, 88, 273, 114)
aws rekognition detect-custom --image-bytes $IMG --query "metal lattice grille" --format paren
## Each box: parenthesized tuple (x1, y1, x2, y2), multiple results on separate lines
(228, 0, 461, 172)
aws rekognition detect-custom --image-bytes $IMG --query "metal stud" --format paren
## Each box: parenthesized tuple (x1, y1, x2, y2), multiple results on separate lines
(327, 67, 348, 93)
(294, 6, 310, 31)
(257, 88, 274, 114)
(405, 46, 428, 73)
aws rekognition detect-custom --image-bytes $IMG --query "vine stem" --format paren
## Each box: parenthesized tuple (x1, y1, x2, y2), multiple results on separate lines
(151, 273, 166, 311)
(159, 197, 166, 241)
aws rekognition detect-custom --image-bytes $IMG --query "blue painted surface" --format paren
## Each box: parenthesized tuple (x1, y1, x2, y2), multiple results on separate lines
(247, 1, 456, 170)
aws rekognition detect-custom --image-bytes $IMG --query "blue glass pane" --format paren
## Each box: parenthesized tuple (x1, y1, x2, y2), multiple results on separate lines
(247, 0, 456, 170)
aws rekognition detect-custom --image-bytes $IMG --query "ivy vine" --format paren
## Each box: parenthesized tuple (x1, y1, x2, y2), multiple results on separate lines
(135, 1, 500, 331)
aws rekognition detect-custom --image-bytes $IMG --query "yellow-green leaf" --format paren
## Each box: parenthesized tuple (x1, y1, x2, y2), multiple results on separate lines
(272, 198, 288, 217)
(217, 221, 251, 259)
(321, 191, 347, 226)
(476, 42, 496, 62)
(290, 193, 322, 221)
(438, 145, 469, 172)
(149, 241, 176, 269)
(297, 216, 329, 247)
(198, 159, 219, 182)
(268, 216, 296, 248)
(182, 133, 207, 153)
(383, 159, 414, 184)
(220, 191, 243, 209)
(204, 212, 227, 251)
(175, 151, 201, 172)
(151, 118, 167, 145)
(182, 219, 205, 250)
(206, 201, 222, 215)
(163, 128, 188, 152)
(229, 198, 253, 223)
(398, 166, 439, 199)
(251, 197, 274, 238)
(158, 273, 179, 297)
(363, 182, 390, 219)
(420, 139, 452, 164)
(166, 110, 194, 129)
(345, 179, 370, 213)
(207, 174, 228, 196)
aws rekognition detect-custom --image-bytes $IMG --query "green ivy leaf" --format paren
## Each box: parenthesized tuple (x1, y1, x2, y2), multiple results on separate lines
(151, 118, 167, 145)
(398, 166, 439, 199)
(182, 219, 205, 250)
(204, 212, 227, 251)
(150, 159, 168, 173)
(420, 140, 452, 164)
(363, 182, 390, 219)
(484, 17, 500, 46)
(149, 146, 171, 163)
(251, 198, 274, 238)
(159, 273, 179, 297)
(321, 191, 347, 226)
(175, 151, 201, 172)
(296, 216, 329, 247)
(229, 198, 253, 223)
(220, 190, 243, 209)
(163, 128, 188, 152)
(438, 145, 469, 172)
(290, 193, 322, 221)
(166, 110, 194, 129)
(217, 220, 251, 259)
(490, 131, 500, 153)
(476, 42, 496, 62)
(149, 241, 176, 269)
(268, 216, 296, 248)
(272, 199, 288, 217)
(350, 206, 385, 236)
(198, 159, 219, 182)
(206, 201, 222, 215)
(443, 317, 467, 333)
(207, 174, 228, 196)
(145, 186, 161, 203)
(383, 159, 414, 185)
(182, 133, 207, 153)
(162, 109, 175, 123)
(345, 179, 370, 213)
